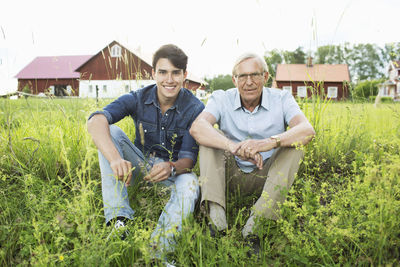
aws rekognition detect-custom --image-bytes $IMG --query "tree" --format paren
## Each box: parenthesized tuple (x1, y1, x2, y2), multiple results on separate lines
(264, 49, 283, 87)
(347, 43, 385, 80)
(204, 74, 234, 91)
(383, 42, 400, 62)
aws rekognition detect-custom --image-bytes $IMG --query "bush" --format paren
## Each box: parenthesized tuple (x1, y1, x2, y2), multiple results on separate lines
(353, 79, 384, 100)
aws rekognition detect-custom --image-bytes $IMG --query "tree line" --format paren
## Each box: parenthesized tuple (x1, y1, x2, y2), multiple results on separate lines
(204, 42, 400, 98)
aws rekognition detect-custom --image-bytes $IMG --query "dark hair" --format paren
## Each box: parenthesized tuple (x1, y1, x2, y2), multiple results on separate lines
(152, 44, 188, 72)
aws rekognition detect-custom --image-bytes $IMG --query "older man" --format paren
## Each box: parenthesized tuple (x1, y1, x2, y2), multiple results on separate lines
(189, 52, 315, 250)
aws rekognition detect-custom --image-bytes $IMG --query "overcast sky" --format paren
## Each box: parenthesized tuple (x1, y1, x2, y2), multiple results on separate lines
(1, 0, 399, 93)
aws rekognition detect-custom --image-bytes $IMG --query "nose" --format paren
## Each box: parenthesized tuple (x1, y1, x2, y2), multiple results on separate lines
(167, 73, 174, 83)
(245, 75, 253, 84)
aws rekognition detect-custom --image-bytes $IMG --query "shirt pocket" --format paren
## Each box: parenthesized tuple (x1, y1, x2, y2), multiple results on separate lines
(138, 120, 158, 146)
(166, 128, 185, 152)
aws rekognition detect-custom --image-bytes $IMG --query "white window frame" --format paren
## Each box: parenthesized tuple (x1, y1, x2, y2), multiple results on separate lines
(327, 86, 338, 98)
(111, 44, 121, 57)
(282, 86, 292, 94)
(297, 86, 307, 98)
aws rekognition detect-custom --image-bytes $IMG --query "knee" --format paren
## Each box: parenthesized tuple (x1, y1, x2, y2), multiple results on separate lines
(109, 125, 125, 139)
(176, 173, 199, 197)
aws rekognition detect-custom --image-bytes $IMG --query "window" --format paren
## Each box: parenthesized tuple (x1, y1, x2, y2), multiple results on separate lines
(125, 85, 130, 93)
(297, 86, 307, 97)
(103, 85, 107, 93)
(89, 85, 93, 93)
(111, 44, 121, 57)
(282, 86, 292, 94)
(327, 87, 338, 98)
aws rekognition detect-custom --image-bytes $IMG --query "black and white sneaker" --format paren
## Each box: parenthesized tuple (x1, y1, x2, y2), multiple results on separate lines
(107, 219, 130, 240)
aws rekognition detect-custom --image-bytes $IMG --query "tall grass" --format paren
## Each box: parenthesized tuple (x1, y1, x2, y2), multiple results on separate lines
(0, 97, 399, 266)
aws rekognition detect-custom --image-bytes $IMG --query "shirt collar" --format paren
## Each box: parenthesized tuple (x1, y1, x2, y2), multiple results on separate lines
(233, 87, 270, 111)
(144, 84, 182, 113)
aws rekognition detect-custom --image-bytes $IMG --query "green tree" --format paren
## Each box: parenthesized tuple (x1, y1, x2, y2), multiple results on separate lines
(264, 49, 283, 87)
(347, 43, 385, 80)
(204, 74, 234, 91)
(383, 42, 400, 62)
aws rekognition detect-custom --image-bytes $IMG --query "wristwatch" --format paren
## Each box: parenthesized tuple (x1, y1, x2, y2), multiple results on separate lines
(270, 135, 281, 148)
(168, 161, 176, 177)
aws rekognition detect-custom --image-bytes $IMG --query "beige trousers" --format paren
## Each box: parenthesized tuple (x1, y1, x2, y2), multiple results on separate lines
(199, 145, 304, 220)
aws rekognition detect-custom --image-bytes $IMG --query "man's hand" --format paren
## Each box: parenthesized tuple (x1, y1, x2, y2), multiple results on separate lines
(144, 161, 171, 183)
(109, 158, 133, 186)
(232, 139, 273, 170)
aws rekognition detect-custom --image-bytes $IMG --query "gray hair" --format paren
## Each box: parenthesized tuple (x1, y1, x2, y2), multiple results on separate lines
(232, 52, 268, 75)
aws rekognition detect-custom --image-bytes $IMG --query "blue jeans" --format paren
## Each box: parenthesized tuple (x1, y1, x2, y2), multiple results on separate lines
(98, 125, 199, 252)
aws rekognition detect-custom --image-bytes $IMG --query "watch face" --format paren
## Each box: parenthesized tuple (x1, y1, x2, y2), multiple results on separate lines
(170, 166, 176, 177)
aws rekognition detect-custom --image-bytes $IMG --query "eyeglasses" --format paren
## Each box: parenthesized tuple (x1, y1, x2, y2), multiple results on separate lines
(234, 72, 264, 82)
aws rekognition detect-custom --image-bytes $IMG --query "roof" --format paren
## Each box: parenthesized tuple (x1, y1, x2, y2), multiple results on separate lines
(275, 64, 350, 82)
(15, 55, 92, 79)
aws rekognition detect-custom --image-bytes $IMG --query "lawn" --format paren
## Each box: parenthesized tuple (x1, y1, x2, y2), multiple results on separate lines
(0, 97, 399, 266)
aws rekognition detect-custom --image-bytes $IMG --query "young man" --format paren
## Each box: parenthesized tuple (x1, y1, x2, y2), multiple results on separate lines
(189, 52, 315, 253)
(87, 44, 204, 257)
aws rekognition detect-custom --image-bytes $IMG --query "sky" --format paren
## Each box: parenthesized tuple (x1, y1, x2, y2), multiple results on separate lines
(0, 0, 399, 94)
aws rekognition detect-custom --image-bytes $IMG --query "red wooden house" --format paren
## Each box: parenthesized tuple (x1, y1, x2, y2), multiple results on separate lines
(273, 58, 351, 100)
(15, 55, 91, 96)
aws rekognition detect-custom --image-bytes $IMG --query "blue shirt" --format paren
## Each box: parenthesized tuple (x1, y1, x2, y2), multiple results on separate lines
(204, 87, 303, 172)
(89, 84, 205, 163)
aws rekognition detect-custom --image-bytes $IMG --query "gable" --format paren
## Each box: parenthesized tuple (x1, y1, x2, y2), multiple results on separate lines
(76, 41, 153, 81)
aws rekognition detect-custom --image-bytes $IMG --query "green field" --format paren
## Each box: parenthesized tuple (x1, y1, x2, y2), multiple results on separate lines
(1, 97, 399, 266)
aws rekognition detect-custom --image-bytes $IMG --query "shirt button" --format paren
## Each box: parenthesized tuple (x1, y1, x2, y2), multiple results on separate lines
(165, 113, 168, 116)
(144, 129, 147, 133)
(162, 142, 165, 145)
(161, 127, 164, 130)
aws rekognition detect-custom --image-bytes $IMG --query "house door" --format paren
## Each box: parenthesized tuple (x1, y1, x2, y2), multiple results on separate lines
(54, 85, 69, 96)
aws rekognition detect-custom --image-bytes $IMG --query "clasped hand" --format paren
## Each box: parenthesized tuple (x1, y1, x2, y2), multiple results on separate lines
(228, 139, 267, 170)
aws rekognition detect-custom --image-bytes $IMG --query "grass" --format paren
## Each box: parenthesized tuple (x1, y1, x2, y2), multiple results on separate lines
(0, 96, 399, 266)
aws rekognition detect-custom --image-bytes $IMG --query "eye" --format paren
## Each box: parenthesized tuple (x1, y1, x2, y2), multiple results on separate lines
(172, 70, 182, 75)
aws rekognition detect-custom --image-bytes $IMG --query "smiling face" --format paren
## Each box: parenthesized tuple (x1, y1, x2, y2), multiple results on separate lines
(152, 58, 187, 105)
(232, 57, 268, 111)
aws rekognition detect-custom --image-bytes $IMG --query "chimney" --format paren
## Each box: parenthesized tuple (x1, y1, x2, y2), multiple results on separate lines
(307, 56, 313, 67)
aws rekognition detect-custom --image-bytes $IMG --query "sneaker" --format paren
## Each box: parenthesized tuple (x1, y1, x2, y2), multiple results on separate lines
(107, 219, 130, 240)
(245, 235, 261, 258)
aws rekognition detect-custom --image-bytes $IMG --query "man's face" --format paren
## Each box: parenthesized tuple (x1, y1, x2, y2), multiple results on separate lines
(152, 58, 187, 102)
(232, 58, 268, 107)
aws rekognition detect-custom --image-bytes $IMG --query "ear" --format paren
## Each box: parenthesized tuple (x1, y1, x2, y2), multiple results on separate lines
(232, 76, 238, 87)
(183, 70, 188, 79)
(263, 72, 269, 85)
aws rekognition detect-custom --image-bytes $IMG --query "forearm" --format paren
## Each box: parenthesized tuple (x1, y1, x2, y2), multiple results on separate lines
(190, 119, 233, 151)
(173, 158, 194, 174)
(87, 114, 122, 163)
(274, 121, 315, 148)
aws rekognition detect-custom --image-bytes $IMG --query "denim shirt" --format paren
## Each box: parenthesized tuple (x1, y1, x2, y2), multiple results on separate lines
(89, 84, 204, 163)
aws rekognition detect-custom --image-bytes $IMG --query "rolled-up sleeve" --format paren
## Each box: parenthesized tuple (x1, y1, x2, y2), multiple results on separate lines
(88, 93, 137, 124)
(282, 90, 303, 124)
(178, 102, 205, 164)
